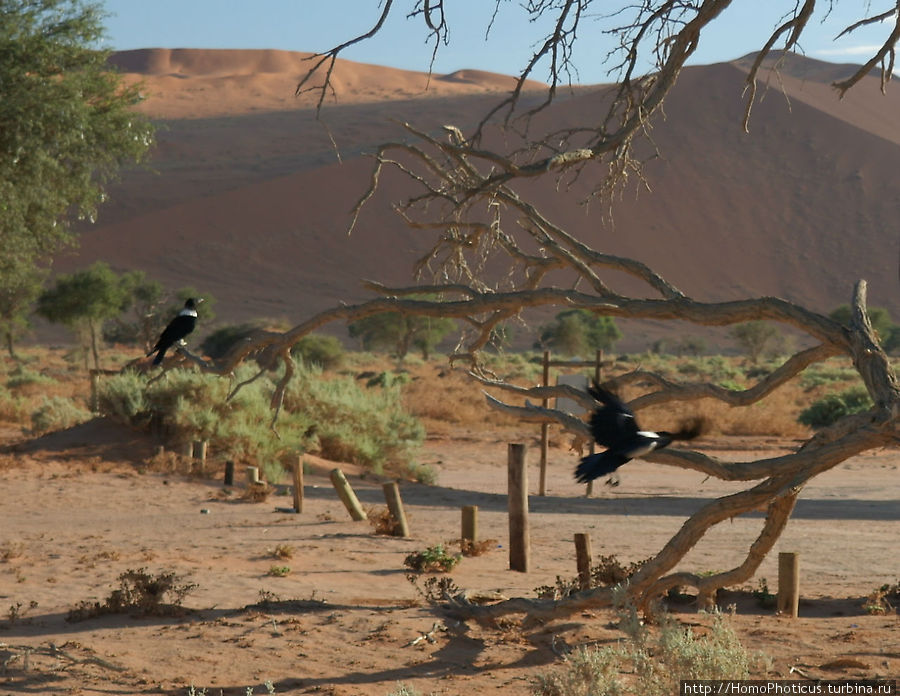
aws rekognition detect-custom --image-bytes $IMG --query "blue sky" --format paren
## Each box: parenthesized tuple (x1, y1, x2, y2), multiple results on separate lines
(101, 1, 892, 84)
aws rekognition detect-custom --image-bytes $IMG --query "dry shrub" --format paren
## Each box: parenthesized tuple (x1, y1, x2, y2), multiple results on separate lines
(401, 366, 519, 434)
(67, 568, 197, 621)
(638, 389, 811, 439)
(241, 481, 271, 502)
(458, 537, 497, 557)
(367, 506, 404, 536)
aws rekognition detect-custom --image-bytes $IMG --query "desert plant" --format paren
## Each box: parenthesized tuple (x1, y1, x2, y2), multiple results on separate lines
(537, 309, 621, 356)
(797, 386, 873, 429)
(535, 554, 649, 600)
(200, 322, 260, 359)
(67, 568, 197, 621)
(729, 321, 779, 364)
(291, 333, 344, 369)
(862, 579, 899, 615)
(404, 544, 460, 573)
(30, 396, 91, 434)
(266, 565, 291, 577)
(751, 578, 777, 609)
(534, 609, 756, 696)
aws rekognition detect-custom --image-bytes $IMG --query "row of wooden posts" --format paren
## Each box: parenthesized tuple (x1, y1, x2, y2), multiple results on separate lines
(177, 437, 803, 618)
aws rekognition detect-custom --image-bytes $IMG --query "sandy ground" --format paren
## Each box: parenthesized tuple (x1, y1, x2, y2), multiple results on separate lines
(0, 420, 897, 695)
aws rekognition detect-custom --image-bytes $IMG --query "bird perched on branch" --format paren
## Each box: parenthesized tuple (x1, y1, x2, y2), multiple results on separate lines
(575, 382, 704, 485)
(148, 298, 203, 366)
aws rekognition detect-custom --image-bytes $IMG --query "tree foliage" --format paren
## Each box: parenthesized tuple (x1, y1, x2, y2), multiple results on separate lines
(538, 309, 621, 356)
(729, 321, 779, 364)
(37, 262, 129, 369)
(0, 0, 153, 355)
(348, 299, 455, 359)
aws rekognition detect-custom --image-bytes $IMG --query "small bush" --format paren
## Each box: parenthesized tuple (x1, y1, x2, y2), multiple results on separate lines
(199, 323, 261, 359)
(30, 396, 91, 434)
(404, 544, 460, 573)
(798, 386, 873, 428)
(6, 366, 55, 390)
(291, 333, 344, 369)
(534, 610, 757, 696)
(67, 568, 197, 621)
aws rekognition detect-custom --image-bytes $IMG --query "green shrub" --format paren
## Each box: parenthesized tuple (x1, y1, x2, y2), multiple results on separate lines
(404, 544, 460, 573)
(96, 360, 424, 481)
(283, 364, 424, 475)
(291, 333, 344, 370)
(6, 366, 55, 390)
(534, 610, 756, 696)
(95, 371, 149, 424)
(199, 323, 260, 359)
(797, 386, 872, 428)
(30, 396, 91, 434)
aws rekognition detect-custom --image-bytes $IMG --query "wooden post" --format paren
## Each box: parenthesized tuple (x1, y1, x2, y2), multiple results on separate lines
(777, 551, 800, 617)
(508, 443, 530, 572)
(539, 350, 550, 496)
(181, 441, 193, 459)
(246, 465, 260, 485)
(291, 458, 304, 513)
(382, 482, 410, 537)
(574, 533, 593, 590)
(224, 460, 235, 486)
(330, 468, 367, 521)
(461, 505, 478, 545)
(192, 440, 207, 474)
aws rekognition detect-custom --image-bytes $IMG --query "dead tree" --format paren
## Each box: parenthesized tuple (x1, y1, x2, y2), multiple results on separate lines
(143, 2, 900, 618)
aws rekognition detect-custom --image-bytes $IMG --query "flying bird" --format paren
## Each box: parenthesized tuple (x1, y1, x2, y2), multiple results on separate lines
(575, 382, 704, 484)
(148, 298, 203, 366)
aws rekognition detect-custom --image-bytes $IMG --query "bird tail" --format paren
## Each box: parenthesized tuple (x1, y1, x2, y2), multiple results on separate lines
(575, 451, 628, 484)
(151, 349, 165, 366)
(666, 417, 707, 442)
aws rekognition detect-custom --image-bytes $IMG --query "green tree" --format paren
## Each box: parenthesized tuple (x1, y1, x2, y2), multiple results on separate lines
(729, 321, 779, 364)
(0, 0, 153, 354)
(348, 306, 455, 359)
(829, 304, 896, 350)
(537, 309, 621, 356)
(37, 262, 129, 369)
(0, 255, 44, 359)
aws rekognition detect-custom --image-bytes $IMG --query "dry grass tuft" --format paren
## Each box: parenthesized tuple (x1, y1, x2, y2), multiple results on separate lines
(241, 481, 271, 503)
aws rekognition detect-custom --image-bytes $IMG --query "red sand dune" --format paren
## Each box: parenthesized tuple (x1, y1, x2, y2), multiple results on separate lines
(57, 48, 900, 350)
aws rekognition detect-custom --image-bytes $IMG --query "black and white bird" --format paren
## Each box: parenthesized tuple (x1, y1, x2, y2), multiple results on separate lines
(575, 382, 705, 484)
(148, 298, 203, 366)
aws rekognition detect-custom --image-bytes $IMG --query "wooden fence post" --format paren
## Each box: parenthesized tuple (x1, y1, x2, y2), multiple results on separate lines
(777, 551, 800, 617)
(246, 466, 260, 485)
(539, 350, 550, 496)
(382, 481, 410, 537)
(574, 533, 593, 590)
(291, 457, 304, 513)
(508, 443, 530, 572)
(192, 440, 207, 474)
(330, 468, 367, 521)
(461, 505, 478, 545)
(224, 460, 235, 486)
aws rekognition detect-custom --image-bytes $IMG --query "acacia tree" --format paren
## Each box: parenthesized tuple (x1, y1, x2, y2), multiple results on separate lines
(147, 1, 900, 619)
(0, 0, 153, 356)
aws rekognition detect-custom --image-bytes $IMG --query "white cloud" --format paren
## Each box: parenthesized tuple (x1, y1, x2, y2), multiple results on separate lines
(815, 44, 886, 57)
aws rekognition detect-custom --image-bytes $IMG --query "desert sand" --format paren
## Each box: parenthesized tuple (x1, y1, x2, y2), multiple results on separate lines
(1, 419, 898, 695)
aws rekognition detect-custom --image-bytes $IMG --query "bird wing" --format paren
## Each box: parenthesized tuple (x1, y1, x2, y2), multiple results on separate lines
(153, 315, 196, 351)
(587, 383, 639, 448)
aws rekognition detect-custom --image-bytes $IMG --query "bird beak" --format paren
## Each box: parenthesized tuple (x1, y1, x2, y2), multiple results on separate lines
(196, 298, 205, 304)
